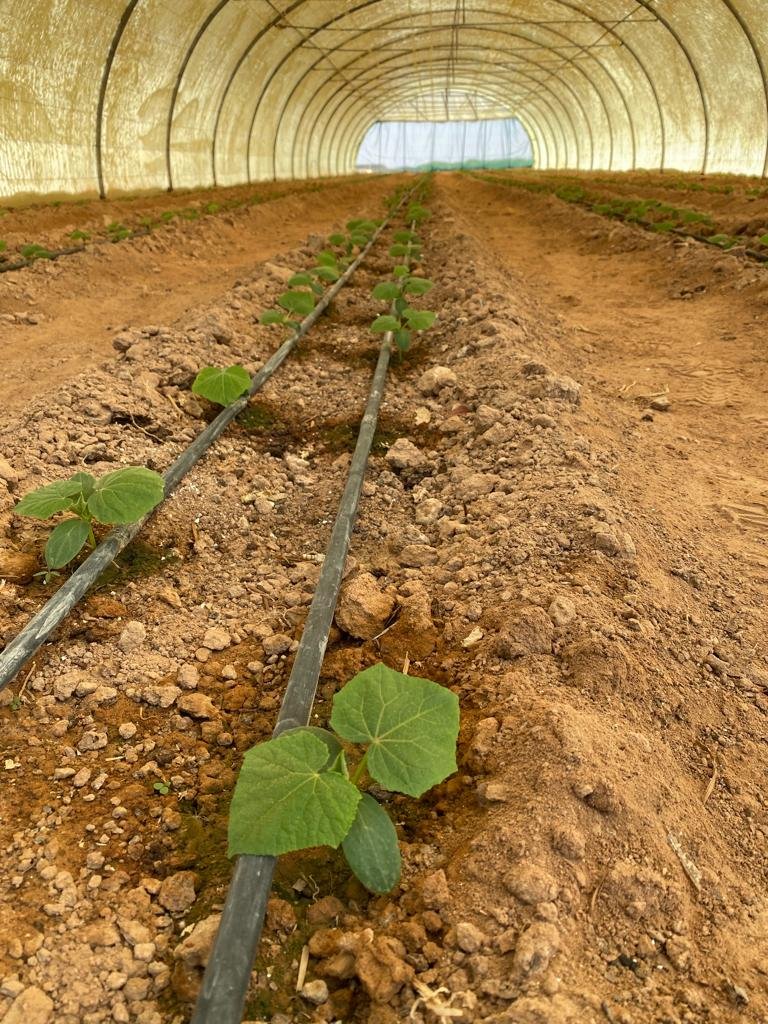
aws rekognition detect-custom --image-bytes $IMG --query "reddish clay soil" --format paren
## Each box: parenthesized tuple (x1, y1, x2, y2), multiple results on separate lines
(0, 171, 766, 1024)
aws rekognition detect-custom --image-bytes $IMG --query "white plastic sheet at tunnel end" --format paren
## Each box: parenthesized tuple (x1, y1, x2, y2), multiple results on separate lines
(356, 117, 533, 172)
(1, 0, 768, 202)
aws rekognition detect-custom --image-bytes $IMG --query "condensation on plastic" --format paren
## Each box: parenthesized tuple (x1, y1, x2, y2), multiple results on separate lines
(1, 0, 768, 201)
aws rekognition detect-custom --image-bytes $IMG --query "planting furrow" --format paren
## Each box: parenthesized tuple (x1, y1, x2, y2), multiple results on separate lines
(0, 196, 408, 692)
(190, 209, 436, 1022)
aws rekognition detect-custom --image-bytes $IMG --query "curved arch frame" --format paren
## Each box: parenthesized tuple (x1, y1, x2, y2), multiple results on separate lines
(286, 22, 610, 177)
(300, 28, 617, 178)
(94, 0, 766, 194)
(251, 6, 627, 180)
(321, 58, 570, 174)
(95, 0, 140, 198)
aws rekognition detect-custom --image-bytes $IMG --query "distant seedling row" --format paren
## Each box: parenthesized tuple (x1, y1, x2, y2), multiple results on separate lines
(479, 173, 768, 253)
(0, 182, 327, 268)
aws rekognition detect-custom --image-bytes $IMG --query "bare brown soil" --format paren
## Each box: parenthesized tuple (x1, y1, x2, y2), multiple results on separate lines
(0, 175, 394, 415)
(0, 172, 767, 1024)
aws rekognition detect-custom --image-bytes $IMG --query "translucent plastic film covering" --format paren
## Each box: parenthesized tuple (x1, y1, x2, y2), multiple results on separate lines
(357, 118, 533, 171)
(1, 0, 768, 200)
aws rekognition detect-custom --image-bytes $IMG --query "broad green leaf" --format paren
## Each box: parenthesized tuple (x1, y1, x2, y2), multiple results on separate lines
(394, 297, 408, 316)
(87, 467, 164, 525)
(45, 518, 91, 569)
(342, 793, 401, 893)
(69, 472, 96, 498)
(328, 233, 346, 246)
(371, 314, 400, 334)
(404, 309, 437, 332)
(372, 282, 400, 301)
(313, 265, 340, 282)
(403, 277, 434, 296)
(393, 265, 409, 278)
(389, 243, 409, 257)
(330, 663, 459, 798)
(316, 251, 339, 268)
(278, 290, 315, 317)
(228, 729, 361, 856)
(260, 309, 285, 325)
(14, 478, 84, 519)
(288, 272, 314, 287)
(393, 329, 412, 352)
(297, 726, 344, 768)
(192, 365, 251, 407)
(393, 229, 417, 244)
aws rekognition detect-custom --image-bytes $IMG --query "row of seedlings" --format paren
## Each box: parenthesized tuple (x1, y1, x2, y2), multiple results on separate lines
(0, 188, 410, 691)
(190, 186, 461, 1023)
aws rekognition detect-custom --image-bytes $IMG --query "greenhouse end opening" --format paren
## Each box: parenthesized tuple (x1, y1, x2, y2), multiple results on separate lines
(356, 118, 533, 173)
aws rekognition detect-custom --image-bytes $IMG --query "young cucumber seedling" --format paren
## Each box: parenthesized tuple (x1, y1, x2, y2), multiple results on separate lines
(228, 662, 460, 894)
(370, 229, 437, 354)
(14, 467, 165, 580)
(191, 364, 251, 406)
(259, 220, 379, 334)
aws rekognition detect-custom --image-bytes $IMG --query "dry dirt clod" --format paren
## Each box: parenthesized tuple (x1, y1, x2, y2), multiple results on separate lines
(417, 365, 457, 395)
(505, 863, 560, 905)
(334, 572, 395, 640)
(385, 437, 428, 472)
(1, 986, 54, 1024)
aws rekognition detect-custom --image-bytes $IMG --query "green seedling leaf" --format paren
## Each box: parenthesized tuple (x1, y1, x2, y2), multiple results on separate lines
(330, 663, 459, 797)
(371, 314, 400, 334)
(154, 780, 171, 795)
(299, 726, 345, 770)
(288, 272, 314, 287)
(403, 277, 433, 296)
(228, 728, 361, 856)
(21, 243, 53, 261)
(372, 282, 401, 301)
(393, 229, 418, 244)
(758, 234, 768, 247)
(342, 793, 401, 893)
(44, 518, 91, 570)
(393, 265, 409, 278)
(87, 467, 164, 525)
(389, 243, 410, 257)
(709, 233, 737, 248)
(394, 297, 408, 316)
(192, 365, 251, 407)
(393, 328, 412, 352)
(404, 308, 437, 331)
(260, 309, 286, 325)
(316, 251, 339, 268)
(69, 472, 96, 498)
(15, 478, 87, 519)
(313, 265, 340, 282)
(278, 290, 315, 317)
(68, 229, 90, 242)
(328, 233, 346, 246)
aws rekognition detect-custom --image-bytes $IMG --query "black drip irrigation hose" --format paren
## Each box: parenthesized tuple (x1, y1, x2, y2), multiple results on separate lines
(191, 328, 394, 1024)
(0, 202, 403, 693)
(190, 222, 418, 1024)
